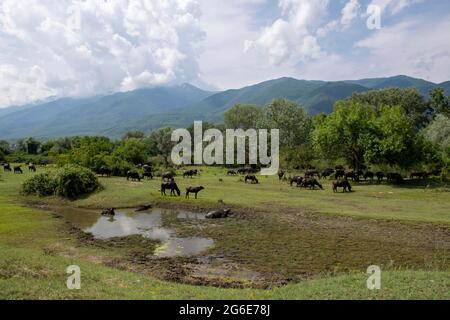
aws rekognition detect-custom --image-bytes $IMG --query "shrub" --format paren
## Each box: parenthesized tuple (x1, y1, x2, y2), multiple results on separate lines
(22, 173, 57, 197)
(22, 165, 100, 199)
(54, 165, 100, 198)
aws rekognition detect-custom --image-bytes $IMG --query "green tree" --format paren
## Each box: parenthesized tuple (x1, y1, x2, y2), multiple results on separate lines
(69, 136, 113, 171)
(114, 139, 148, 165)
(260, 99, 311, 148)
(224, 104, 263, 130)
(429, 88, 450, 117)
(122, 131, 145, 141)
(423, 114, 450, 151)
(0, 140, 11, 155)
(149, 127, 174, 166)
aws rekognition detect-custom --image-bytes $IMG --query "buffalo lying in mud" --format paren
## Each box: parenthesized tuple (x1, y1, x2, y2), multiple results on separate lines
(301, 178, 323, 190)
(126, 171, 141, 182)
(186, 186, 205, 199)
(135, 205, 152, 212)
(245, 175, 259, 184)
(332, 180, 352, 193)
(205, 209, 231, 219)
(161, 181, 181, 196)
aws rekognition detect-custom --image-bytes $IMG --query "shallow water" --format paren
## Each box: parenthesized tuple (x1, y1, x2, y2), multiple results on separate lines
(56, 207, 213, 257)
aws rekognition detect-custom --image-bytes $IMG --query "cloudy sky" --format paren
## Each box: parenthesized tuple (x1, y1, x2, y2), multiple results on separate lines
(0, 0, 449, 107)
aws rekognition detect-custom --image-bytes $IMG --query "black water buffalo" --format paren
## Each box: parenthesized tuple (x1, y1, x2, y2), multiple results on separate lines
(410, 171, 428, 179)
(142, 171, 154, 179)
(183, 169, 198, 178)
(237, 166, 256, 175)
(376, 172, 385, 182)
(277, 169, 285, 180)
(305, 169, 320, 178)
(335, 165, 345, 170)
(227, 170, 237, 176)
(335, 169, 345, 180)
(126, 171, 141, 182)
(332, 180, 352, 193)
(363, 171, 374, 181)
(98, 166, 112, 177)
(28, 164, 36, 172)
(205, 209, 231, 219)
(428, 169, 442, 177)
(2, 163, 11, 172)
(162, 171, 175, 181)
(101, 208, 115, 216)
(161, 181, 181, 196)
(135, 205, 152, 212)
(387, 173, 404, 184)
(344, 171, 358, 181)
(14, 166, 23, 174)
(186, 186, 205, 199)
(290, 176, 304, 187)
(301, 178, 323, 190)
(245, 175, 259, 184)
(321, 168, 335, 179)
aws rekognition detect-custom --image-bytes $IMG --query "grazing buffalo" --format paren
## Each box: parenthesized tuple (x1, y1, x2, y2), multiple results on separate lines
(332, 180, 352, 193)
(126, 171, 141, 182)
(98, 166, 112, 177)
(186, 186, 205, 199)
(410, 171, 428, 180)
(162, 171, 175, 181)
(142, 171, 153, 179)
(245, 175, 259, 184)
(101, 208, 115, 216)
(161, 181, 181, 196)
(28, 164, 36, 172)
(183, 169, 198, 178)
(290, 176, 304, 187)
(387, 173, 404, 184)
(376, 172, 385, 182)
(305, 169, 320, 179)
(321, 168, 335, 179)
(227, 170, 237, 176)
(277, 169, 285, 180)
(344, 171, 358, 181)
(363, 171, 374, 181)
(301, 178, 323, 190)
(2, 163, 11, 172)
(335, 169, 345, 180)
(205, 209, 231, 219)
(14, 166, 23, 174)
(237, 166, 256, 175)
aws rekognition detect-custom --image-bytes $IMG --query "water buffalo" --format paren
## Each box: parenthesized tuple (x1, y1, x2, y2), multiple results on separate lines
(101, 208, 115, 216)
(301, 178, 323, 190)
(335, 169, 345, 180)
(14, 166, 23, 174)
(428, 169, 442, 177)
(321, 168, 335, 179)
(363, 171, 374, 181)
(410, 171, 428, 180)
(126, 171, 141, 182)
(205, 209, 231, 219)
(2, 163, 11, 172)
(135, 205, 152, 212)
(332, 180, 352, 193)
(142, 171, 153, 179)
(162, 171, 175, 181)
(186, 186, 205, 199)
(28, 164, 36, 172)
(344, 171, 358, 181)
(245, 175, 259, 184)
(277, 169, 285, 180)
(305, 169, 320, 178)
(290, 176, 304, 187)
(376, 172, 385, 182)
(227, 170, 237, 176)
(237, 166, 256, 175)
(183, 169, 198, 178)
(161, 181, 181, 196)
(387, 173, 404, 184)
(98, 166, 112, 177)
(335, 165, 345, 170)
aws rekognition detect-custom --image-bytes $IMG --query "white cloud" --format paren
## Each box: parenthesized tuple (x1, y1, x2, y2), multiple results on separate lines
(341, 0, 360, 27)
(0, 0, 204, 107)
(368, 0, 423, 15)
(245, 0, 328, 66)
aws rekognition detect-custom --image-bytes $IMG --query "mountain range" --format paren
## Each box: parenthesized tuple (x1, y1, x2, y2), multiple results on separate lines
(0, 75, 449, 140)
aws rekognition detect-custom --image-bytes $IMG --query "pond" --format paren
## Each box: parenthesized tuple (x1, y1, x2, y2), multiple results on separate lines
(55, 207, 214, 258)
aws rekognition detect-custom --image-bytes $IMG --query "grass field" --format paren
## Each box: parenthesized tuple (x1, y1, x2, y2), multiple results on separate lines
(0, 166, 449, 299)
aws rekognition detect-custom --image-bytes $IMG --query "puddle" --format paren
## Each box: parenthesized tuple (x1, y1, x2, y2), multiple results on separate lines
(55, 207, 213, 257)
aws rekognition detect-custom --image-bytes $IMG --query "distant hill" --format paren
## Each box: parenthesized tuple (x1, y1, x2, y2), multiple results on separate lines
(0, 75, 448, 139)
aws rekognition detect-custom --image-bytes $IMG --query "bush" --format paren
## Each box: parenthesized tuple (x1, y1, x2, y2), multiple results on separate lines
(22, 173, 57, 197)
(54, 165, 100, 198)
(22, 165, 100, 199)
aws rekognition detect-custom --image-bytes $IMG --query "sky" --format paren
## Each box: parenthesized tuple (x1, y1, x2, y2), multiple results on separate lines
(0, 0, 449, 107)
